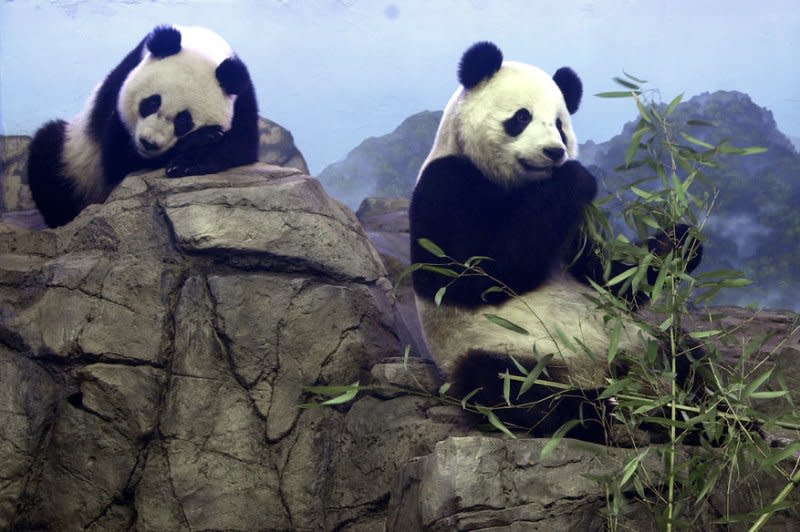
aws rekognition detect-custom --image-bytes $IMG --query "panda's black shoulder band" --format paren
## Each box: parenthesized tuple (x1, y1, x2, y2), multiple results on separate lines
(146, 25, 182, 58)
(458, 41, 503, 89)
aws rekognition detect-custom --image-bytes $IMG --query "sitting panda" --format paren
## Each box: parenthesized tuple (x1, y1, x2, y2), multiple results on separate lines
(27, 24, 259, 227)
(409, 42, 704, 443)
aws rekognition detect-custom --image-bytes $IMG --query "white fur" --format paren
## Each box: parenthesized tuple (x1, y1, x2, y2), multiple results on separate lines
(420, 61, 578, 187)
(63, 87, 107, 201)
(118, 25, 236, 158)
(417, 273, 650, 388)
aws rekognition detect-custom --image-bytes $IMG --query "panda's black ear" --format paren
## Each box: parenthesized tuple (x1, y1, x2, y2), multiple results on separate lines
(147, 25, 182, 58)
(553, 67, 583, 114)
(216, 57, 250, 96)
(458, 41, 503, 89)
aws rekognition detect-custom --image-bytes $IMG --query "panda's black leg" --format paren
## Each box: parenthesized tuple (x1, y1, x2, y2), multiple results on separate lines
(451, 350, 613, 444)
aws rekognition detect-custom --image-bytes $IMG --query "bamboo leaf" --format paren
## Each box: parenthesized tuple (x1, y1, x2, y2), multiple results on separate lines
(680, 132, 715, 149)
(509, 355, 529, 376)
(518, 354, 555, 397)
(481, 286, 506, 301)
(688, 329, 722, 339)
(606, 266, 638, 287)
(665, 93, 683, 117)
(421, 265, 460, 278)
(417, 238, 446, 258)
(749, 390, 788, 400)
(476, 405, 516, 438)
(614, 76, 640, 90)
(307, 382, 360, 406)
(608, 318, 622, 363)
(623, 71, 648, 83)
(687, 119, 715, 127)
(620, 450, 650, 487)
(635, 98, 653, 124)
(540, 419, 582, 458)
(484, 314, 529, 335)
(461, 387, 482, 410)
(650, 251, 671, 304)
(595, 90, 641, 98)
(502, 370, 511, 406)
(740, 146, 768, 155)
(434, 286, 447, 306)
(744, 368, 774, 397)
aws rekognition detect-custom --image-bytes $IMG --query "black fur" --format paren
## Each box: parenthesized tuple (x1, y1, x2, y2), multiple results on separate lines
(27, 120, 81, 228)
(27, 25, 260, 228)
(146, 25, 182, 58)
(458, 41, 503, 89)
(410, 156, 598, 307)
(552, 67, 583, 115)
(502, 108, 532, 137)
(216, 57, 250, 96)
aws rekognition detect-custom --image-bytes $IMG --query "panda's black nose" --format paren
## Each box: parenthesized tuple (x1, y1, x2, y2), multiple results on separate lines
(140, 138, 160, 152)
(544, 147, 565, 162)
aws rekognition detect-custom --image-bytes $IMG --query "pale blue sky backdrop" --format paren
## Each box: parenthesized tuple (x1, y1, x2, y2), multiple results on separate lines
(1, 0, 798, 173)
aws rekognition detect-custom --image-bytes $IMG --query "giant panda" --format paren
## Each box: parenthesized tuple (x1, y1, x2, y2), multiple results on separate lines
(409, 42, 704, 443)
(27, 24, 259, 228)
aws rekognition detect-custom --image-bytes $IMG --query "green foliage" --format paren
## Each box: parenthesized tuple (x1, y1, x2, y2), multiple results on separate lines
(585, 75, 799, 531)
(590, 89, 800, 310)
(307, 77, 800, 530)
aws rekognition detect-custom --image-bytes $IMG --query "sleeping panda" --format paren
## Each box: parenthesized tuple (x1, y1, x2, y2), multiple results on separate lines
(27, 24, 259, 228)
(409, 42, 704, 443)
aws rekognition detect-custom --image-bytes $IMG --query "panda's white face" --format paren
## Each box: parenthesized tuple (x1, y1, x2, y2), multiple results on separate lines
(456, 61, 578, 186)
(118, 48, 235, 158)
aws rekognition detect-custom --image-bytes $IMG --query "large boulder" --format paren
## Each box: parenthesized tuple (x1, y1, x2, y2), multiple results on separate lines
(0, 164, 467, 531)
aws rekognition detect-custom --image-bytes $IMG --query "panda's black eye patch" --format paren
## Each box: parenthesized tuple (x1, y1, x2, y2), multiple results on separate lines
(139, 94, 161, 118)
(174, 110, 194, 137)
(556, 118, 567, 145)
(503, 108, 532, 137)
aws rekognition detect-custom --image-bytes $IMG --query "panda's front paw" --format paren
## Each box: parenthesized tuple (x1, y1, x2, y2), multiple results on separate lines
(553, 160, 597, 202)
(165, 162, 191, 178)
(175, 125, 225, 153)
(165, 159, 220, 178)
(648, 224, 703, 273)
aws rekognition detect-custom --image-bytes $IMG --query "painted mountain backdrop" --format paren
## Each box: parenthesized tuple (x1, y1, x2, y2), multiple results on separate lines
(319, 91, 800, 311)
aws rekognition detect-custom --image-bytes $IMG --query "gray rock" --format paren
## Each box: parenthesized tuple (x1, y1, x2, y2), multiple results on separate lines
(0, 135, 34, 211)
(258, 116, 310, 174)
(0, 163, 421, 530)
(0, 116, 308, 222)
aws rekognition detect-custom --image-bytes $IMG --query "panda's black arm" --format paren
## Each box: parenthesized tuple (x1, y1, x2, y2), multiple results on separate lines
(410, 156, 509, 306)
(567, 221, 704, 307)
(410, 156, 574, 307)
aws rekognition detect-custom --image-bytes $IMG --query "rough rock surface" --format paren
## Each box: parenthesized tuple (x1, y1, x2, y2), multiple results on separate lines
(0, 165, 466, 530)
(388, 435, 800, 531)
(257, 116, 310, 175)
(0, 135, 34, 212)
